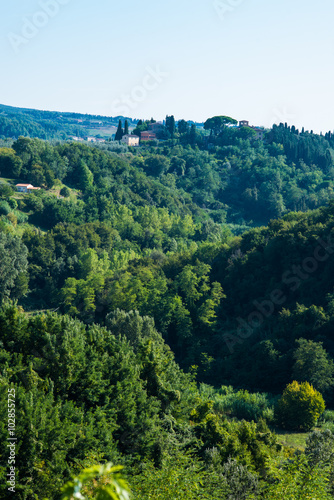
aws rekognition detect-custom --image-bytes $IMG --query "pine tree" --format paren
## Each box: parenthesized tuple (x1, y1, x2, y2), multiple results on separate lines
(115, 120, 124, 141)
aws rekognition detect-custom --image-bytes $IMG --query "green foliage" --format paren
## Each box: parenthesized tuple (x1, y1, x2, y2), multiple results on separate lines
(0, 147, 22, 176)
(0, 232, 28, 303)
(220, 458, 259, 499)
(265, 454, 332, 499)
(0, 304, 282, 498)
(293, 338, 334, 397)
(0, 104, 138, 141)
(305, 429, 334, 494)
(275, 381, 325, 431)
(3, 113, 334, 498)
(60, 186, 71, 197)
(204, 116, 238, 136)
(205, 385, 275, 423)
(0, 183, 14, 198)
(0, 200, 11, 215)
(115, 120, 124, 141)
(60, 463, 130, 500)
(130, 453, 227, 500)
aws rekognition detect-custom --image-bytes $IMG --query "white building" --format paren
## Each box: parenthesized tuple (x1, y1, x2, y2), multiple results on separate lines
(122, 135, 140, 146)
(16, 183, 41, 193)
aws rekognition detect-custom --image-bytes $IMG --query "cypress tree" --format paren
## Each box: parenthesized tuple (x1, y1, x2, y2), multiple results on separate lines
(115, 120, 124, 141)
(166, 115, 176, 137)
(124, 120, 129, 135)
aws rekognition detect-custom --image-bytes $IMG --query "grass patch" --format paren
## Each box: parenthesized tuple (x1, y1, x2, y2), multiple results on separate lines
(0, 177, 16, 185)
(276, 430, 308, 451)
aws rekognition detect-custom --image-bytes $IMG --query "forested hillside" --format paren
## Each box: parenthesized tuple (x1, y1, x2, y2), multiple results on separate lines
(0, 103, 138, 141)
(1, 116, 334, 498)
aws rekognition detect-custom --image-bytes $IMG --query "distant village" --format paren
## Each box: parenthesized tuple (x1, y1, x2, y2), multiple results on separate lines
(70, 119, 265, 146)
(70, 121, 165, 146)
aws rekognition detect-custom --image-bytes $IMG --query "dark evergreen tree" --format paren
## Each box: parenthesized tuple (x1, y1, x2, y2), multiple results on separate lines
(177, 119, 189, 135)
(115, 119, 124, 141)
(166, 115, 176, 138)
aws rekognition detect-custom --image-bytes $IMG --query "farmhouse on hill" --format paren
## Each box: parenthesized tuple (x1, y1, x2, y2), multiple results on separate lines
(16, 183, 41, 193)
(122, 134, 140, 146)
(140, 131, 157, 141)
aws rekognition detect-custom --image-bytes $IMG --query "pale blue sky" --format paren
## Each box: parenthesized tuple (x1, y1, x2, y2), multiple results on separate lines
(1, 0, 334, 132)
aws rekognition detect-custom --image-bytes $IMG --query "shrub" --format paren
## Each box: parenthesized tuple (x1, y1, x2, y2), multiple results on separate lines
(7, 198, 18, 210)
(232, 390, 270, 421)
(0, 201, 11, 215)
(275, 381, 325, 431)
(60, 186, 71, 197)
(221, 458, 259, 500)
(14, 210, 28, 224)
(0, 183, 14, 198)
(211, 387, 273, 422)
(319, 410, 334, 424)
(6, 213, 17, 227)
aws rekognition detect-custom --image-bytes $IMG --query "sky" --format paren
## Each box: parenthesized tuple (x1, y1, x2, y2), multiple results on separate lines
(1, 0, 334, 132)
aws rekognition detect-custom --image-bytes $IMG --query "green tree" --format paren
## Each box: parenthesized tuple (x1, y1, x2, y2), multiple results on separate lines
(60, 463, 130, 500)
(204, 116, 238, 136)
(0, 183, 14, 198)
(115, 120, 124, 141)
(177, 119, 189, 135)
(221, 458, 259, 499)
(293, 338, 334, 397)
(0, 147, 22, 177)
(124, 120, 129, 135)
(78, 160, 94, 192)
(144, 155, 170, 176)
(166, 115, 176, 138)
(60, 186, 71, 197)
(0, 232, 28, 303)
(275, 381, 325, 431)
(306, 429, 334, 495)
(265, 454, 332, 499)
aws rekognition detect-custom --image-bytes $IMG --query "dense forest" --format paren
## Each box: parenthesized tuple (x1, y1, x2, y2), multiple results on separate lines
(1, 114, 334, 498)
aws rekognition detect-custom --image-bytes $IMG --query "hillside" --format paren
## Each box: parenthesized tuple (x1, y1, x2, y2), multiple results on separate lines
(1, 118, 334, 498)
(0, 103, 138, 141)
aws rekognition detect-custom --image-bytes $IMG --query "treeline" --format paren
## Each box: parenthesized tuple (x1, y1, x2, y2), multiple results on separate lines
(2, 128, 334, 231)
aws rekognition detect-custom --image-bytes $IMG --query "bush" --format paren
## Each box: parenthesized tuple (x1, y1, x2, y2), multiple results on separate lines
(0, 201, 11, 215)
(7, 198, 18, 210)
(60, 186, 71, 197)
(6, 213, 17, 227)
(221, 458, 259, 500)
(0, 184, 14, 198)
(14, 210, 28, 224)
(209, 386, 274, 423)
(275, 381, 325, 431)
(319, 410, 334, 424)
(232, 390, 270, 421)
